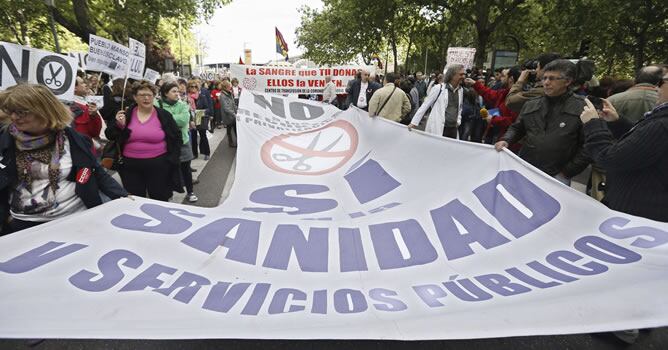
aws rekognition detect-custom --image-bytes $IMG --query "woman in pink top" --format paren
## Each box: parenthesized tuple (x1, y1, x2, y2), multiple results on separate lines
(105, 81, 182, 201)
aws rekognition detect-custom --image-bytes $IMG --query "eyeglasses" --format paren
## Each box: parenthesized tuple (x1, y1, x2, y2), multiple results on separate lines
(135, 93, 154, 99)
(541, 76, 567, 82)
(2, 108, 31, 118)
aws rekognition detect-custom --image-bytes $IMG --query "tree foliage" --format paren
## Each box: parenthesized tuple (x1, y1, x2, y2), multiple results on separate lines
(296, 0, 667, 77)
(0, 0, 230, 72)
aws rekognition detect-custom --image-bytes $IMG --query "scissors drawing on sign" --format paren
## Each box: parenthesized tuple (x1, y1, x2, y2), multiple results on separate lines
(44, 64, 63, 87)
(272, 132, 344, 171)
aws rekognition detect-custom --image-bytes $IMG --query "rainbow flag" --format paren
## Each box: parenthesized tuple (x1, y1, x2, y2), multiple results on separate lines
(275, 27, 289, 61)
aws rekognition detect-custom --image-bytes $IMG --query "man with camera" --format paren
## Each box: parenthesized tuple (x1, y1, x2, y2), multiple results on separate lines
(495, 60, 590, 185)
(506, 53, 561, 113)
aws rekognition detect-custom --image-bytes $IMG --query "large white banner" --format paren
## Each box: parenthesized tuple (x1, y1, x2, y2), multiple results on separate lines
(1, 91, 667, 339)
(0, 41, 78, 101)
(230, 64, 374, 95)
(87, 34, 129, 76)
(127, 38, 146, 80)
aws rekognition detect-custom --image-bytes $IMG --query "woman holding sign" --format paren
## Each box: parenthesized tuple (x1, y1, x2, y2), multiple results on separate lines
(105, 81, 182, 201)
(0, 84, 127, 235)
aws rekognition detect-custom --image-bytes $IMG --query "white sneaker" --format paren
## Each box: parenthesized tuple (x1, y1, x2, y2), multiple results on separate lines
(187, 193, 198, 203)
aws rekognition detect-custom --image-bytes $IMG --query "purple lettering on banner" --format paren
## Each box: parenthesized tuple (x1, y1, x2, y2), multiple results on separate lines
(181, 218, 260, 265)
(546, 251, 608, 276)
(368, 202, 401, 214)
(334, 289, 368, 314)
(443, 277, 493, 302)
(202, 282, 251, 313)
(474, 273, 532, 296)
(505, 267, 561, 288)
(473, 170, 561, 238)
(111, 204, 205, 234)
(263, 225, 328, 272)
(430, 199, 510, 260)
(0, 241, 87, 274)
(526, 261, 579, 283)
(118, 263, 176, 292)
(338, 227, 368, 272)
(369, 219, 438, 270)
(253, 93, 286, 118)
(244, 184, 338, 215)
(599, 217, 668, 249)
(68, 249, 143, 292)
(153, 271, 211, 304)
(311, 289, 328, 314)
(412, 284, 447, 307)
(289, 102, 325, 120)
(241, 283, 272, 315)
(344, 159, 401, 204)
(369, 288, 407, 311)
(574, 235, 641, 264)
(268, 288, 307, 314)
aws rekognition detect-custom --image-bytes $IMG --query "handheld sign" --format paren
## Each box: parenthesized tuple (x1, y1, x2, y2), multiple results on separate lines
(0, 41, 78, 101)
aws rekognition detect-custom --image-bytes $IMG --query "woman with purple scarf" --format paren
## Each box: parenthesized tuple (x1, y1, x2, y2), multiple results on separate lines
(0, 84, 127, 235)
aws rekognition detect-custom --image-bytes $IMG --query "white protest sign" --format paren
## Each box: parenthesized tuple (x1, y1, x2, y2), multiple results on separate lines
(127, 38, 146, 80)
(0, 41, 78, 101)
(67, 51, 88, 71)
(446, 47, 477, 70)
(231, 64, 374, 94)
(85, 95, 104, 108)
(87, 34, 129, 76)
(0, 91, 667, 339)
(143, 68, 161, 83)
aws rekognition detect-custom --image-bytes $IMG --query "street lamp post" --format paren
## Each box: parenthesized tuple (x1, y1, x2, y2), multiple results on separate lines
(44, 0, 61, 53)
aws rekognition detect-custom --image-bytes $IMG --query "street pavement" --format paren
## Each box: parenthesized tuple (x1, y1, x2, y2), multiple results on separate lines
(2, 127, 667, 349)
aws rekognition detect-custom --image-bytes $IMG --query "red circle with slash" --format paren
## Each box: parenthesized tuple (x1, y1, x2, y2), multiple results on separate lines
(261, 120, 359, 175)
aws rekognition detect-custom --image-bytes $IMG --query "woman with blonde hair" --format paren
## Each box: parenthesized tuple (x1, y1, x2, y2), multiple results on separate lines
(0, 84, 127, 235)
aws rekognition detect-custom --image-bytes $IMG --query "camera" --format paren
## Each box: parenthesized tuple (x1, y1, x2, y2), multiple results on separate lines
(521, 59, 539, 84)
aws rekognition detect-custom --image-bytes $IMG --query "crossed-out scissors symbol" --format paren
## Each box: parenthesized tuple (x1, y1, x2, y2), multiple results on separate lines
(272, 132, 344, 171)
(44, 63, 63, 87)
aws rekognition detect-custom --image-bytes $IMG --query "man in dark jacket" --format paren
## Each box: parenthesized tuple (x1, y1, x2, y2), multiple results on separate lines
(580, 73, 668, 222)
(495, 59, 590, 185)
(347, 69, 381, 111)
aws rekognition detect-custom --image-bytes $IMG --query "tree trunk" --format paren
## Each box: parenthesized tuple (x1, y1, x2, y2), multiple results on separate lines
(404, 36, 413, 75)
(390, 37, 398, 73)
(475, 28, 490, 68)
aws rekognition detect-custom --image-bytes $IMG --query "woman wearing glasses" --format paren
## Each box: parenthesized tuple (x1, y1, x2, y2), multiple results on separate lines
(0, 84, 127, 235)
(106, 81, 183, 201)
(187, 79, 212, 160)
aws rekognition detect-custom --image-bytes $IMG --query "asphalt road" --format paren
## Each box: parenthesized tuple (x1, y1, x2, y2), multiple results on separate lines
(2, 127, 666, 350)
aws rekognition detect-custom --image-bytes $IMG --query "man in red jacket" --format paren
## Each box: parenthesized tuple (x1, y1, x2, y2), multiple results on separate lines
(70, 77, 103, 154)
(465, 66, 521, 146)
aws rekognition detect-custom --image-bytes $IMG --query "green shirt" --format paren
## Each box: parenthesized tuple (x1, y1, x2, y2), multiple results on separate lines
(154, 98, 191, 144)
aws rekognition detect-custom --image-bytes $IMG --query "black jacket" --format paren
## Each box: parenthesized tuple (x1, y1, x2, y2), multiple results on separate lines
(502, 92, 590, 177)
(0, 127, 127, 235)
(348, 79, 381, 110)
(104, 104, 183, 192)
(584, 104, 668, 222)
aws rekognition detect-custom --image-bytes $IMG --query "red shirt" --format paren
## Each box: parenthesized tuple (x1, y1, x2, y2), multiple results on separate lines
(473, 81, 519, 139)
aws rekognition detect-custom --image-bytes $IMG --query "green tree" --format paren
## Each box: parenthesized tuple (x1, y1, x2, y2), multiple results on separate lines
(0, 0, 230, 72)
